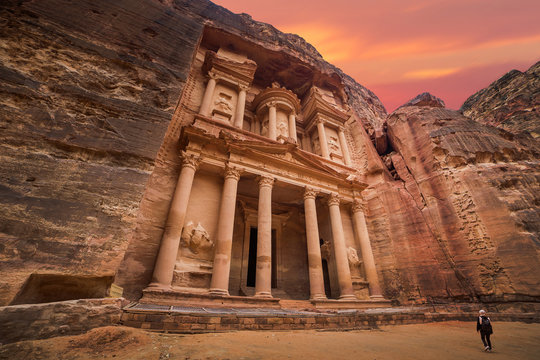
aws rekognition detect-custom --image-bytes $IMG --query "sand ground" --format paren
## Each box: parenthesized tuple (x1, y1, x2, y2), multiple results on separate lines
(1, 321, 539, 360)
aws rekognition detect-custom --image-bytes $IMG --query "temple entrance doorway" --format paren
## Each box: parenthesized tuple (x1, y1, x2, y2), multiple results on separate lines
(246, 227, 277, 288)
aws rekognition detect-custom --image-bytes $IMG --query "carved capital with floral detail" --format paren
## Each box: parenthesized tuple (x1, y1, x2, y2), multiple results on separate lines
(238, 83, 250, 92)
(224, 164, 242, 181)
(351, 199, 366, 213)
(181, 151, 201, 171)
(257, 175, 274, 189)
(327, 193, 341, 207)
(303, 187, 318, 200)
(208, 71, 219, 80)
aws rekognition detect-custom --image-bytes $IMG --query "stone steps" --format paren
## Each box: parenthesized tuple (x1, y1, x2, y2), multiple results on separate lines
(120, 303, 540, 333)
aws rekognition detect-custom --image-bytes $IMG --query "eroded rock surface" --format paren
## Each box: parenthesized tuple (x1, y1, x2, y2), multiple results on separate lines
(461, 61, 540, 138)
(366, 100, 540, 303)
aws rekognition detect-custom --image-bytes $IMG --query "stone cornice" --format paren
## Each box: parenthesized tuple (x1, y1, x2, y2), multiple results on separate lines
(203, 50, 257, 87)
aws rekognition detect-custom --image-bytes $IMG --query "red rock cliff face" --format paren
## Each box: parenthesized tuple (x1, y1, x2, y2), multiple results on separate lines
(369, 96, 540, 304)
(461, 61, 540, 138)
(1, 0, 538, 307)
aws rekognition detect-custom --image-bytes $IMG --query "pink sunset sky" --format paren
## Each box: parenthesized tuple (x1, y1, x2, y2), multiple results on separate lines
(212, 0, 540, 112)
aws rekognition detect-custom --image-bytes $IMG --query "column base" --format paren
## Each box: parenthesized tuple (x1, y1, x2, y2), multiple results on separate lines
(338, 294, 357, 301)
(369, 294, 386, 300)
(146, 282, 171, 290)
(254, 292, 273, 299)
(208, 288, 230, 296)
(310, 294, 328, 301)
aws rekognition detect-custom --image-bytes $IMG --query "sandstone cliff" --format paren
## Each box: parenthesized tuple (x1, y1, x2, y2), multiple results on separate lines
(461, 61, 540, 138)
(364, 93, 540, 304)
(0, 0, 538, 308)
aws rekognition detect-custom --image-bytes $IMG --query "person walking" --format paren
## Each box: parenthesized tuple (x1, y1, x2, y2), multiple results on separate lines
(476, 309, 493, 352)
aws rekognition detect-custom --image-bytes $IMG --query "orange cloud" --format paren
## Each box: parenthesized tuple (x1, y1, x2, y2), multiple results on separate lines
(403, 67, 461, 80)
(280, 23, 354, 62)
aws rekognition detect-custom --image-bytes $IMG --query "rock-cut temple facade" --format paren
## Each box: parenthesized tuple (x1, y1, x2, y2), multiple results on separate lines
(139, 28, 389, 309)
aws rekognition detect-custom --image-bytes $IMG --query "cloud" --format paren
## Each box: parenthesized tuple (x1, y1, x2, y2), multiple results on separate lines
(403, 67, 461, 80)
(280, 23, 354, 62)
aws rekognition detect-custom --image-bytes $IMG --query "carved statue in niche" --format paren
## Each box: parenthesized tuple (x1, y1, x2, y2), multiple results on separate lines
(214, 93, 233, 114)
(328, 136, 340, 152)
(347, 246, 363, 278)
(261, 119, 269, 136)
(181, 221, 214, 258)
(320, 239, 331, 260)
(277, 120, 289, 138)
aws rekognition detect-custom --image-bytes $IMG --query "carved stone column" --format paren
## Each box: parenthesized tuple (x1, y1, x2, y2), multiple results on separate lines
(338, 127, 352, 165)
(288, 113, 298, 143)
(352, 200, 383, 298)
(268, 103, 277, 141)
(255, 175, 274, 298)
(199, 73, 217, 117)
(149, 152, 200, 288)
(316, 120, 330, 159)
(233, 85, 248, 128)
(303, 188, 327, 300)
(327, 194, 355, 300)
(209, 164, 242, 295)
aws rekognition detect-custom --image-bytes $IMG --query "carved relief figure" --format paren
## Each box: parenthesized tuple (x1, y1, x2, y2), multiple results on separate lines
(214, 93, 233, 113)
(328, 136, 340, 152)
(277, 120, 289, 138)
(261, 119, 269, 137)
(320, 239, 331, 260)
(347, 246, 363, 278)
(181, 221, 214, 256)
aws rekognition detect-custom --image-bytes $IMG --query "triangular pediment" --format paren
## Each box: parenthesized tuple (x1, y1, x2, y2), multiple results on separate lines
(226, 139, 349, 180)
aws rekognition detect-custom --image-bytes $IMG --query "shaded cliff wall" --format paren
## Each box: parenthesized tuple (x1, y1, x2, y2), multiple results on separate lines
(366, 104, 540, 304)
(461, 61, 540, 138)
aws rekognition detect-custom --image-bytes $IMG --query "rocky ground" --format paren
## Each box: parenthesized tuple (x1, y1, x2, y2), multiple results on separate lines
(1, 321, 539, 360)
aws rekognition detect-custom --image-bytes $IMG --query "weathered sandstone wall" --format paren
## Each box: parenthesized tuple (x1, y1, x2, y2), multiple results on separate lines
(461, 61, 539, 138)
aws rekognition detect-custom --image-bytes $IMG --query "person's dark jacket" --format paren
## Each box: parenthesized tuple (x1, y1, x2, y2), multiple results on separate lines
(477, 315, 493, 334)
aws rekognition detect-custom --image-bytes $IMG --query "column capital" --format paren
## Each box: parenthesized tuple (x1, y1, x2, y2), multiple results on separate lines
(327, 193, 341, 207)
(267, 101, 278, 108)
(317, 119, 326, 126)
(238, 83, 250, 92)
(304, 187, 318, 200)
(257, 175, 274, 188)
(208, 71, 219, 80)
(224, 164, 242, 181)
(338, 125, 345, 132)
(352, 199, 366, 213)
(181, 151, 201, 171)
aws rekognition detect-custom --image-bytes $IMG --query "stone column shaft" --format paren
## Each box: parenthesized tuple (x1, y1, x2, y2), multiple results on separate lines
(255, 176, 274, 298)
(233, 87, 247, 128)
(317, 121, 330, 159)
(352, 201, 383, 297)
(288, 113, 297, 142)
(149, 153, 200, 288)
(209, 165, 241, 295)
(199, 75, 216, 117)
(268, 104, 277, 141)
(304, 188, 327, 300)
(338, 128, 352, 165)
(327, 194, 355, 300)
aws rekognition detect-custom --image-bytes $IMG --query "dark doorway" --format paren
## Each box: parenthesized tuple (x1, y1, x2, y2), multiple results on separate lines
(322, 259, 331, 298)
(246, 227, 277, 288)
